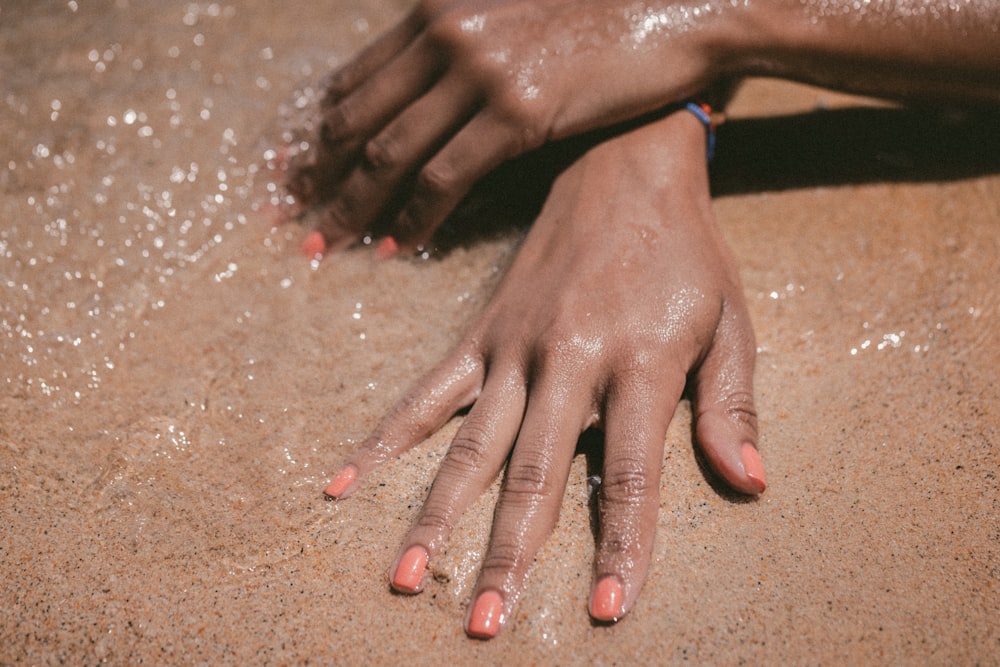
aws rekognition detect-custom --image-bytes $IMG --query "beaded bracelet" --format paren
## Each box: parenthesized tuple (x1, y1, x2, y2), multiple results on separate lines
(684, 100, 721, 161)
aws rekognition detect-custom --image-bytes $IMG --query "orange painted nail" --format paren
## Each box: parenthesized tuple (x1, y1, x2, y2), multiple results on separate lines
(590, 576, 624, 622)
(301, 230, 327, 259)
(741, 443, 767, 494)
(467, 590, 504, 639)
(324, 465, 357, 499)
(392, 545, 429, 593)
(374, 236, 398, 260)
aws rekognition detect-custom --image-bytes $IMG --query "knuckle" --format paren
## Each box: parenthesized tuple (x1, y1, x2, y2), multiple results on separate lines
(479, 79, 550, 153)
(322, 101, 362, 141)
(354, 433, 392, 468)
(725, 391, 759, 433)
(364, 132, 403, 172)
(617, 346, 661, 379)
(479, 544, 520, 577)
(389, 390, 434, 431)
(415, 506, 454, 534)
(424, 7, 473, 47)
(414, 161, 457, 200)
(595, 527, 634, 561)
(700, 389, 759, 438)
(536, 324, 602, 368)
(501, 452, 556, 502)
(445, 426, 492, 474)
(321, 70, 352, 106)
(600, 460, 657, 506)
(494, 101, 546, 155)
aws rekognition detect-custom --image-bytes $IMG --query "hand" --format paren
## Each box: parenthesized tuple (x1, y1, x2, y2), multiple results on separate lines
(322, 109, 765, 637)
(286, 0, 729, 256)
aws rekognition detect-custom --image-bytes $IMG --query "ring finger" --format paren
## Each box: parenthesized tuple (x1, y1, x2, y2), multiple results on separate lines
(390, 366, 528, 593)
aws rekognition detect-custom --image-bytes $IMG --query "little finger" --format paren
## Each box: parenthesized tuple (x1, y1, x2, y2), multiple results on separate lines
(325, 349, 484, 499)
(691, 299, 764, 495)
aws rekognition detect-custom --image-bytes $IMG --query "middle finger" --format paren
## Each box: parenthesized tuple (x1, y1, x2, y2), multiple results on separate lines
(464, 372, 593, 638)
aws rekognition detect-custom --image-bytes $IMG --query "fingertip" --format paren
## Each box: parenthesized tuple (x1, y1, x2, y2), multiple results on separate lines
(301, 229, 327, 259)
(466, 590, 504, 639)
(589, 576, 624, 623)
(324, 465, 358, 499)
(695, 408, 764, 495)
(374, 235, 399, 260)
(740, 443, 767, 494)
(391, 545, 429, 594)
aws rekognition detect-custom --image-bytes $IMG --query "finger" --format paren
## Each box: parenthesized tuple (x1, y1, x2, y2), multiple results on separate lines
(285, 17, 432, 209)
(589, 370, 679, 622)
(691, 297, 764, 495)
(390, 108, 528, 253)
(390, 367, 527, 594)
(313, 72, 481, 249)
(320, 10, 426, 106)
(465, 376, 590, 638)
(301, 33, 444, 211)
(320, 33, 442, 146)
(324, 349, 483, 499)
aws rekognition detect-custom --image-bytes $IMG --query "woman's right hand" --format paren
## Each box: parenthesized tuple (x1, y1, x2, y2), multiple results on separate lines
(287, 0, 1000, 257)
(286, 0, 733, 255)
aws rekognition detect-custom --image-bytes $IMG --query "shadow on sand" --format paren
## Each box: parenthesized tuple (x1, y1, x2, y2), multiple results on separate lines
(427, 105, 1000, 252)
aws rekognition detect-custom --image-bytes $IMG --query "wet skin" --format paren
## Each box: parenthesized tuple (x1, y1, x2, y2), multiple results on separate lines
(322, 110, 764, 636)
(287, 0, 1000, 253)
(285, 0, 722, 252)
(293, 0, 1000, 639)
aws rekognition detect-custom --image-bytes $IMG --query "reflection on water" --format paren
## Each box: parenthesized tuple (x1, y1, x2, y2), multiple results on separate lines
(2, 5, 510, 657)
(2, 2, 320, 405)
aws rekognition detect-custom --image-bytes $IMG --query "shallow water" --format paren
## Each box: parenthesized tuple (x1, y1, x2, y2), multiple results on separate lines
(3, 1, 999, 664)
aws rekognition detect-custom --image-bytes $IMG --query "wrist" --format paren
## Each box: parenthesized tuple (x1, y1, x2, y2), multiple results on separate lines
(622, 108, 714, 177)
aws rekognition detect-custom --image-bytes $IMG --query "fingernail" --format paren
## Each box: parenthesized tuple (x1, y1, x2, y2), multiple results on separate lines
(590, 576, 624, 622)
(741, 443, 767, 494)
(324, 465, 357, 499)
(374, 236, 398, 260)
(392, 545, 429, 593)
(467, 590, 504, 639)
(301, 230, 327, 259)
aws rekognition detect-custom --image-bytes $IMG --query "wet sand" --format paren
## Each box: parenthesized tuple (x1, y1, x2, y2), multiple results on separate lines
(2, 2, 998, 664)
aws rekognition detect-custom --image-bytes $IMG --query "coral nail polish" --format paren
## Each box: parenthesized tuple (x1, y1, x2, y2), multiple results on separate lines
(392, 545, 429, 593)
(301, 230, 327, 259)
(741, 443, 767, 493)
(374, 236, 398, 260)
(467, 590, 504, 639)
(590, 576, 624, 622)
(324, 466, 357, 499)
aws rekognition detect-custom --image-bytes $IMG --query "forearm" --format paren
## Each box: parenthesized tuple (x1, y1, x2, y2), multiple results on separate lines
(719, 0, 1000, 104)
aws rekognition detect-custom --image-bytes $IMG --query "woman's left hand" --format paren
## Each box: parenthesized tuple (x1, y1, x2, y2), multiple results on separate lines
(323, 108, 764, 637)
